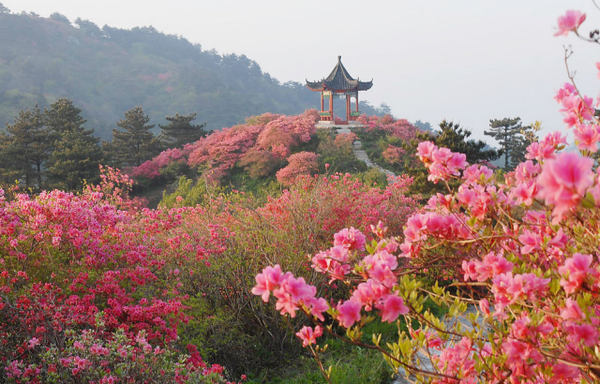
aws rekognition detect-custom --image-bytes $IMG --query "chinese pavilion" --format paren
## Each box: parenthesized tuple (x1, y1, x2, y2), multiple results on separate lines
(306, 56, 373, 124)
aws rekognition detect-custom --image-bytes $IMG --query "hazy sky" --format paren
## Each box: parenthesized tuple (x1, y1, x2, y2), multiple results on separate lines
(2, 0, 599, 144)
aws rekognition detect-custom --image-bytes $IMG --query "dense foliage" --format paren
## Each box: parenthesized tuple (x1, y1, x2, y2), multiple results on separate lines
(132, 110, 385, 196)
(0, 98, 105, 191)
(0, 154, 420, 381)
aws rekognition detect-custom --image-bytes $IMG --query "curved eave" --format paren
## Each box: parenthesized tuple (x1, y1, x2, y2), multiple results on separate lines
(306, 80, 324, 91)
(358, 80, 373, 91)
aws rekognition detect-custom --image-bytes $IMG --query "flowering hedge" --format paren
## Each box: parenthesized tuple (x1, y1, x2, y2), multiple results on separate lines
(254, 8, 600, 384)
(0, 166, 234, 382)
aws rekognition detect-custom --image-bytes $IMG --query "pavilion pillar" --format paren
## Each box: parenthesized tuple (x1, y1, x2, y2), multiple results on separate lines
(320, 92, 324, 111)
(346, 94, 350, 121)
(329, 92, 333, 118)
(355, 93, 359, 112)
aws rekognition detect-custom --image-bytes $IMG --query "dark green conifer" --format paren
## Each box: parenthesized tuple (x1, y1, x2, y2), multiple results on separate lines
(484, 117, 523, 171)
(111, 106, 160, 167)
(45, 98, 103, 190)
(0, 106, 49, 188)
(159, 113, 206, 149)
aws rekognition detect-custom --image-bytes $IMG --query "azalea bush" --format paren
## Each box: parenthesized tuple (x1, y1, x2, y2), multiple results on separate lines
(0, 166, 234, 382)
(353, 115, 422, 176)
(172, 171, 419, 375)
(254, 8, 600, 384)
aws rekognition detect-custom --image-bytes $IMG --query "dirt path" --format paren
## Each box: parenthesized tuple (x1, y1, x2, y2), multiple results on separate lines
(336, 127, 396, 177)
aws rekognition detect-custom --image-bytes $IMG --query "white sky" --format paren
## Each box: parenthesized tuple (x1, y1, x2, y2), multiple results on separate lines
(2, 0, 599, 144)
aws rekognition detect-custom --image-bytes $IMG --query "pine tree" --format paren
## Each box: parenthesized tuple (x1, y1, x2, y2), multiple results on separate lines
(404, 120, 499, 197)
(484, 117, 523, 171)
(158, 113, 206, 149)
(45, 98, 103, 190)
(111, 106, 160, 167)
(435, 120, 498, 164)
(0, 106, 50, 188)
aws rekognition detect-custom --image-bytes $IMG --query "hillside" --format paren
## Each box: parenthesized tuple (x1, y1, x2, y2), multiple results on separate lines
(0, 12, 388, 140)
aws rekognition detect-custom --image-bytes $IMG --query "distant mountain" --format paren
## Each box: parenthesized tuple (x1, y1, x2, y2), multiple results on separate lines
(0, 12, 389, 140)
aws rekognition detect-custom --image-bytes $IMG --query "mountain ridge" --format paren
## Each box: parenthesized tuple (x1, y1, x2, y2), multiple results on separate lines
(0, 11, 389, 139)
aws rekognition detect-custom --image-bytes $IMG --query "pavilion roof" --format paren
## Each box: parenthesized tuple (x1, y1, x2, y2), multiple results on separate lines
(306, 56, 373, 92)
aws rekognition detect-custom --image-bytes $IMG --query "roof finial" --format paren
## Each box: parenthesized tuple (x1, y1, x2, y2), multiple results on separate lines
(338, 55, 342, 62)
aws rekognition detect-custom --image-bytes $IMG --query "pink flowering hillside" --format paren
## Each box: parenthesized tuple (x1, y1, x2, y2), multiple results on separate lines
(132, 110, 320, 185)
(358, 114, 420, 142)
(0, 155, 421, 381)
(163, 171, 420, 374)
(0, 166, 239, 383)
(253, 7, 600, 383)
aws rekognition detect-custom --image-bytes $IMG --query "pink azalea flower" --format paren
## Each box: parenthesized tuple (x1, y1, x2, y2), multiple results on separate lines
(554, 83, 577, 103)
(416, 141, 436, 163)
(378, 294, 409, 323)
(252, 265, 288, 302)
(333, 227, 366, 251)
(560, 298, 585, 321)
(555, 10, 586, 36)
(502, 338, 543, 378)
(510, 316, 532, 339)
(336, 299, 362, 328)
(559, 253, 593, 294)
(295, 325, 323, 347)
(550, 363, 581, 384)
(574, 124, 600, 152)
(27, 337, 40, 349)
(536, 152, 594, 221)
(566, 323, 599, 347)
(462, 164, 493, 184)
(306, 297, 329, 321)
(479, 298, 490, 316)
(273, 290, 298, 317)
(279, 275, 316, 303)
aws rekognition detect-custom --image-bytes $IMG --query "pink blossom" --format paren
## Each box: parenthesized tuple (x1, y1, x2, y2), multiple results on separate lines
(510, 316, 532, 339)
(518, 230, 542, 255)
(306, 297, 329, 321)
(333, 227, 366, 251)
(566, 323, 599, 347)
(560, 94, 595, 128)
(462, 252, 513, 282)
(554, 83, 577, 103)
(526, 131, 567, 162)
(559, 253, 593, 294)
(378, 294, 409, 323)
(560, 298, 585, 321)
(352, 279, 390, 311)
(462, 164, 493, 184)
(502, 338, 543, 378)
(278, 275, 315, 303)
(73, 341, 85, 351)
(511, 180, 537, 206)
(336, 299, 362, 328)
(549, 363, 580, 384)
(574, 124, 600, 152)
(479, 298, 490, 316)
(252, 265, 288, 302)
(555, 10, 586, 36)
(435, 337, 475, 378)
(536, 152, 594, 221)
(416, 141, 436, 163)
(276, 151, 319, 186)
(295, 325, 323, 347)
(27, 337, 40, 349)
